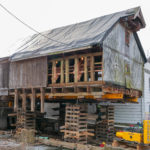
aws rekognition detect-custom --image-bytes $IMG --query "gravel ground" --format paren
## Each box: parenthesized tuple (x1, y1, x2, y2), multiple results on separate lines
(0, 139, 69, 150)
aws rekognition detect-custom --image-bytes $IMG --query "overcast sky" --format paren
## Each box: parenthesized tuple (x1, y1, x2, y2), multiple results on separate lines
(0, 0, 149, 58)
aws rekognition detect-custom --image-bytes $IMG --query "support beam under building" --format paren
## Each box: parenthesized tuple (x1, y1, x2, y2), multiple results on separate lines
(31, 88, 36, 112)
(61, 60, 64, 83)
(14, 89, 18, 112)
(52, 61, 56, 84)
(74, 57, 79, 83)
(22, 89, 26, 112)
(65, 59, 69, 83)
(90, 56, 94, 81)
(40, 87, 45, 113)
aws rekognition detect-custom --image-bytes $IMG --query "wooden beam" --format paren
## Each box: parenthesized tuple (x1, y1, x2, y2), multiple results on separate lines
(65, 59, 69, 83)
(31, 88, 35, 112)
(84, 56, 88, 82)
(39, 138, 103, 150)
(40, 87, 45, 113)
(52, 61, 56, 84)
(74, 57, 78, 83)
(14, 89, 18, 112)
(90, 56, 94, 81)
(102, 93, 123, 99)
(22, 89, 26, 112)
(60, 60, 64, 83)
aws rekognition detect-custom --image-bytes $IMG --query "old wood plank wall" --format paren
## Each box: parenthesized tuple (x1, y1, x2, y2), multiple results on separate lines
(0, 62, 9, 89)
(103, 23, 144, 91)
(9, 57, 47, 89)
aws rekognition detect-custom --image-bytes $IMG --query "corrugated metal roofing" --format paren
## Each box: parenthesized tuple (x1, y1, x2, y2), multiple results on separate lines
(10, 7, 144, 61)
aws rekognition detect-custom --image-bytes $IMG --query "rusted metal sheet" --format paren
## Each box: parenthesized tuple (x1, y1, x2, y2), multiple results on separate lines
(9, 57, 47, 89)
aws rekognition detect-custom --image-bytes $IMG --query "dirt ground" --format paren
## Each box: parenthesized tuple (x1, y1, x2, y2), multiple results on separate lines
(0, 139, 69, 150)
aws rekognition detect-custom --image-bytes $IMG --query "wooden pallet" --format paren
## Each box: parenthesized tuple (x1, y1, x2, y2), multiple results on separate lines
(96, 105, 114, 143)
(63, 104, 88, 144)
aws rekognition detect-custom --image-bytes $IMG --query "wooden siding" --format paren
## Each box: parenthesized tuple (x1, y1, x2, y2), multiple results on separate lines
(9, 57, 47, 89)
(0, 62, 9, 89)
(103, 23, 144, 91)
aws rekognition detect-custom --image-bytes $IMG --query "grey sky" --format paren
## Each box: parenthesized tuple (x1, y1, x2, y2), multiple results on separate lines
(0, 0, 149, 57)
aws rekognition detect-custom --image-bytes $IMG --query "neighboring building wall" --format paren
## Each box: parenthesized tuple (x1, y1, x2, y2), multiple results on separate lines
(103, 23, 144, 91)
(9, 57, 47, 89)
(143, 62, 150, 113)
(114, 98, 144, 124)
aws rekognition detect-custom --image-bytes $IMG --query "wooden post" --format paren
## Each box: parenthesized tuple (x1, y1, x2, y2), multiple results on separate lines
(137, 145, 144, 150)
(65, 59, 69, 83)
(112, 140, 119, 147)
(84, 56, 88, 82)
(61, 60, 64, 83)
(31, 88, 35, 112)
(40, 87, 45, 113)
(14, 89, 18, 112)
(22, 89, 26, 112)
(52, 61, 56, 84)
(90, 56, 94, 81)
(74, 57, 79, 83)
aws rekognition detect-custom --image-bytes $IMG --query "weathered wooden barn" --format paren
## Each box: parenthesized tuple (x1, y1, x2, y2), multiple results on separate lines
(0, 7, 147, 143)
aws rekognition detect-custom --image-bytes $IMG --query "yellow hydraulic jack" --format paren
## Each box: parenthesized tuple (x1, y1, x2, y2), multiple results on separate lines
(115, 120, 150, 150)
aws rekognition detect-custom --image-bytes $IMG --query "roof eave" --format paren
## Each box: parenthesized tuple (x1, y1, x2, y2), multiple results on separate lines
(133, 32, 147, 63)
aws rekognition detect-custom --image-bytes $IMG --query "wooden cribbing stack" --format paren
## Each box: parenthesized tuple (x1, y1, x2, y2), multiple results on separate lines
(96, 105, 114, 143)
(63, 104, 88, 144)
(15, 108, 36, 143)
(16, 108, 35, 130)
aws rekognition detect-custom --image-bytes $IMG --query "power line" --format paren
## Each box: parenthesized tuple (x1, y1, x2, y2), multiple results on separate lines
(0, 3, 69, 46)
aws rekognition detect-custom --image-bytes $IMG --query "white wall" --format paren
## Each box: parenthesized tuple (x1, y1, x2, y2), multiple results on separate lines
(44, 103, 59, 119)
(114, 99, 144, 124)
(143, 62, 150, 113)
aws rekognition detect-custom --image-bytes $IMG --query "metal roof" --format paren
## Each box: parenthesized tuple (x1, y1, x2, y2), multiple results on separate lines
(10, 7, 145, 62)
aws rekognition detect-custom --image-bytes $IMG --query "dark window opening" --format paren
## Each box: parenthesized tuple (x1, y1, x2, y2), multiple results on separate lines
(48, 62, 52, 84)
(94, 56, 102, 81)
(80, 74, 84, 82)
(69, 59, 75, 66)
(87, 57, 91, 81)
(69, 74, 74, 82)
(78, 57, 84, 82)
(56, 76, 60, 83)
(69, 59, 74, 82)
(95, 72, 102, 81)
(56, 61, 61, 84)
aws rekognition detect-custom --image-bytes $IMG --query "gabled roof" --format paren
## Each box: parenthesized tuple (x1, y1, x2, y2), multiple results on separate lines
(10, 7, 146, 62)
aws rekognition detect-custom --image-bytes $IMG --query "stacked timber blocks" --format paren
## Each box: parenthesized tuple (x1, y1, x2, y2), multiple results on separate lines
(96, 105, 114, 143)
(64, 104, 88, 144)
(15, 109, 36, 143)
(17, 109, 35, 129)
